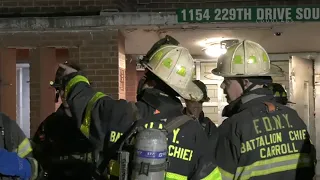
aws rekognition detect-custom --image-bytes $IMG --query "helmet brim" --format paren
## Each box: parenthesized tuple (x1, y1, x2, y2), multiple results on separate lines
(144, 64, 204, 101)
(212, 68, 273, 78)
(287, 101, 296, 104)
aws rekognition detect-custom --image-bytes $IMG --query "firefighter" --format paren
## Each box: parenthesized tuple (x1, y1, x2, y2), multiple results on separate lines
(32, 62, 95, 180)
(266, 83, 294, 105)
(0, 113, 38, 180)
(213, 40, 315, 179)
(183, 80, 218, 137)
(54, 36, 221, 179)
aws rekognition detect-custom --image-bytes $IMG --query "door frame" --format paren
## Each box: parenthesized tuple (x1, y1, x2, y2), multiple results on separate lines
(288, 55, 315, 140)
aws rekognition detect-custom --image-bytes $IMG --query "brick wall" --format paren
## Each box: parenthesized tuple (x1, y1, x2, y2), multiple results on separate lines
(0, 30, 123, 136)
(118, 32, 126, 99)
(68, 30, 123, 100)
(0, 0, 316, 15)
(137, 71, 145, 86)
(126, 57, 137, 102)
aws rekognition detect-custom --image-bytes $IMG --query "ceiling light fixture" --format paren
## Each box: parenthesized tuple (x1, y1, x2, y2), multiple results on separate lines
(203, 43, 227, 58)
(198, 37, 228, 47)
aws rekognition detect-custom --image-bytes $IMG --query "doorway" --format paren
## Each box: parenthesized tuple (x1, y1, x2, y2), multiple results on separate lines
(16, 63, 30, 137)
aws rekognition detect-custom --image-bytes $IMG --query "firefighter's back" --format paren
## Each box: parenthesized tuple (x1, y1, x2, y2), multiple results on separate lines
(138, 113, 211, 178)
(106, 88, 217, 179)
(224, 101, 315, 180)
(33, 110, 95, 180)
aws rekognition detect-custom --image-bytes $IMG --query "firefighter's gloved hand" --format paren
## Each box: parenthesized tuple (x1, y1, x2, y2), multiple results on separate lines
(0, 148, 31, 179)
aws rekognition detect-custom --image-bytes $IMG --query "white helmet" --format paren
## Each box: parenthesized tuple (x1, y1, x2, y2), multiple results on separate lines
(212, 40, 271, 77)
(142, 44, 203, 101)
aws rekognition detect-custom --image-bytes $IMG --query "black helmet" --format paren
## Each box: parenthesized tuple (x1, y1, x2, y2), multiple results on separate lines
(267, 83, 294, 105)
(50, 61, 82, 102)
(192, 80, 210, 103)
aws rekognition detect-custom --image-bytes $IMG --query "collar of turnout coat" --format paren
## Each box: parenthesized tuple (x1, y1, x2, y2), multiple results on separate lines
(222, 88, 274, 117)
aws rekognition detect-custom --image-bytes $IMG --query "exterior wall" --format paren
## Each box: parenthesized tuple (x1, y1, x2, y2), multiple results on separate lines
(0, 0, 315, 14)
(0, 30, 124, 136)
(314, 58, 320, 179)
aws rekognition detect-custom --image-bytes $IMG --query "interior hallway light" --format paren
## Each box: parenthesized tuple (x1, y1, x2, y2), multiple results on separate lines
(203, 43, 227, 58)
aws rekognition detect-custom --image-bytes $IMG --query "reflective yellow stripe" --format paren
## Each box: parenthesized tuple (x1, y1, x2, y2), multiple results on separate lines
(201, 167, 222, 180)
(64, 75, 90, 99)
(14, 138, 32, 158)
(219, 167, 234, 180)
(236, 153, 312, 180)
(165, 172, 187, 180)
(109, 159, 120, 177)
(27, 158, 39, 180)
(81, 92, 106, 137)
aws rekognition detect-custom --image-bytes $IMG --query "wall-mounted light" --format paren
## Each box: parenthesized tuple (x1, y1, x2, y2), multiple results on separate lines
(203, 43, 227, 58)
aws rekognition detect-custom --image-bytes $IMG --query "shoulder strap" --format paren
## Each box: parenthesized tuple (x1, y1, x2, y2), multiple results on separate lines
(164, 115, 192, 134)
(129, 102, 192, 133)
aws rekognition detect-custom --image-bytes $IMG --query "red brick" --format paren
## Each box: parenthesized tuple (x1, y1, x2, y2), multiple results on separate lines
(48, 0, 64, 6)
(0, 49, 17, 121)
(29, 48, 57, 135)
(34, 0, 49, 6)
(0, 30, 122, 136)
(2, 1, 18, 6)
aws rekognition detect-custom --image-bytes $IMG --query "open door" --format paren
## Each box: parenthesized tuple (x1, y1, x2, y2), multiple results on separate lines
(289, 56, 315, 142)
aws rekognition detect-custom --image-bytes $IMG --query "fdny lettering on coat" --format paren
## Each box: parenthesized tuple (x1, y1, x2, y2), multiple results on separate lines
(253, 114, 293, 134)
(240, 114, 309, 159)
(109, 122, 194, 161)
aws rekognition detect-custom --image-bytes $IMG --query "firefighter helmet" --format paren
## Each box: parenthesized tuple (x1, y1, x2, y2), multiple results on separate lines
(141, 36, 203, 101)
(267, 83, 294, 105)
(212, 40, 272, 77)
(193, 80, 210, 102)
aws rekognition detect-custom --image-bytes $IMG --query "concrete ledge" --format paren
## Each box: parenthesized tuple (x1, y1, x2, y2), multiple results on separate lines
(0, 12, 178, 31)
(0, 12, 313, 32)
